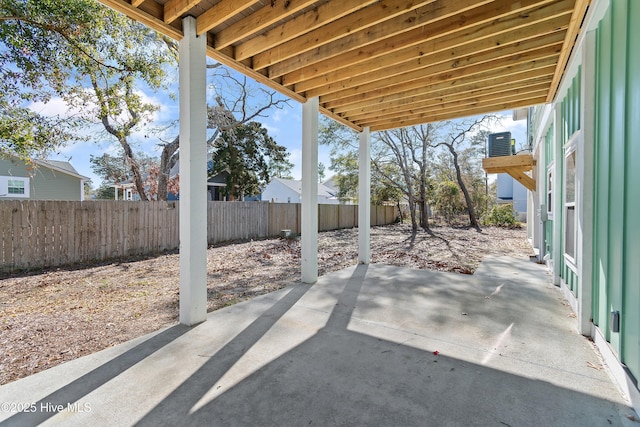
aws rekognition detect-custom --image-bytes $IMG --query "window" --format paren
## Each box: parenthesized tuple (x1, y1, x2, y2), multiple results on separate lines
(8, 179, 25, 195)
(564, 148, 577, 261)
(546, 165, 553, 216)
(1, 176, 29, 198)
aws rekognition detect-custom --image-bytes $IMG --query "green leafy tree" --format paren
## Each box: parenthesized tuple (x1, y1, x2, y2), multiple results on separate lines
(2, 0, 290, 201)
(433, 180, 465, 223)
(0, 0, 103, 156)
(319, 117, 360, 202)
(210, 122, 291, 200)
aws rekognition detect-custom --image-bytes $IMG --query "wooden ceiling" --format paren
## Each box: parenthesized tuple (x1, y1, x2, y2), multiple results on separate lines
(99, 0, 589, 131)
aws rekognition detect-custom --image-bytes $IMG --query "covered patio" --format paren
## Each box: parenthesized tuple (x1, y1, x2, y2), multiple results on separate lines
(89, 0, 590, 327)
(0, 256, 634, 425)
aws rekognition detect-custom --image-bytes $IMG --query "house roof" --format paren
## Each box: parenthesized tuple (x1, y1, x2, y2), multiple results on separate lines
(271, 178, 337, 199)
(97, 0, 589, 132)
(28, 158, 89, 180)
(2, 153, 87, 180)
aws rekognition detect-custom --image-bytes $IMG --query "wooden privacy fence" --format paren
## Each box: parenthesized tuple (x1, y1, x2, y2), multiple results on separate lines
(0, 201, 396, 272)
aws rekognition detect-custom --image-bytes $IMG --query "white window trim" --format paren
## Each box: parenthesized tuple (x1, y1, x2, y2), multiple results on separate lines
(0, 175, 30, 198)
(546, 162, 554, 219)
(563, 131, 580, 271)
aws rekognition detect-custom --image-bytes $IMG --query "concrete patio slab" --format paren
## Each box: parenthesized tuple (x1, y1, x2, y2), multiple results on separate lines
(0, 256, 636, 426)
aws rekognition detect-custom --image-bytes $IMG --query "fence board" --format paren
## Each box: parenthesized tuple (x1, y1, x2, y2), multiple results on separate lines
(0, 201, 395, 272)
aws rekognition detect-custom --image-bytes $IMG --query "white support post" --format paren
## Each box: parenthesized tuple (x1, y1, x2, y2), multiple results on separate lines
(552, 106, 563, 285)
(358, 127, 371, 264)
(577, 30, 596, 335)
(179, 16, 207, 326)
(301, 97, 319, 284)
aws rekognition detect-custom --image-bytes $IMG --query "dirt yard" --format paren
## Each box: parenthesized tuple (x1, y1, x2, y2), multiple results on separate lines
(0, 223, 533, 385)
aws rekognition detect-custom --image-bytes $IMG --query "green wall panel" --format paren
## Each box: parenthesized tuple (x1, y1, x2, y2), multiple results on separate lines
(593, 4, 612, 340)
(622, 0, 640, 381)
(592, 0, 640, 379)
(607, 0, 628, 357)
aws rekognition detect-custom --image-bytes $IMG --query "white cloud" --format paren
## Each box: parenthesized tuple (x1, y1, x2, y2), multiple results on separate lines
(272, 108, 287, 123)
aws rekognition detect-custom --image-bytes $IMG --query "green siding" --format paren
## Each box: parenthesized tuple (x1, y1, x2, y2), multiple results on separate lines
(0, 158, 82, 201)
(623, 0, 640, 380)
(592, 0, 640, 379)
(544, 126, 554, 255)
(559, 69, 581, 295)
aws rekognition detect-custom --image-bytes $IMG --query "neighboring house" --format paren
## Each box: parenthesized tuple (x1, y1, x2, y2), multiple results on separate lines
(0, 155, 88, 201)
(496, 173, 528, 222)
(113, 157, 234, 201)
(520, 0, 640, 413)
(262, 178, 339, 204)
(321, 176, 355, 205)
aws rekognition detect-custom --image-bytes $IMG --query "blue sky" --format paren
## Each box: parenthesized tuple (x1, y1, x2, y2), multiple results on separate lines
(28, 63, 527, 187)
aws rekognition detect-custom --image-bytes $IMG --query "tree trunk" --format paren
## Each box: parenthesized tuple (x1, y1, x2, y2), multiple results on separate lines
(118, 137, 148, 201)
(158, 136, 179, 201)
(448, 144, 480, 230)
(418, 181, 430, 232)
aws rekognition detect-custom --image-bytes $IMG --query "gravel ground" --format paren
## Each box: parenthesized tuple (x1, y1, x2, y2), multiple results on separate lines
(0, 223, 533, 385)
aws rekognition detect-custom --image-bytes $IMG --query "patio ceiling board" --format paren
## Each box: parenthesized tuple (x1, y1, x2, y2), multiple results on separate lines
(326, 64, 554, 115)
(296, 26, 567, 95)
(338, 77, 553, 118)
(359, 91, 549, 129)
(346, 83, 552, 123)
(270, 0, 494, 80)
(98, 0, 589, 131)
(321, 62, 558, 113)
(338, 45, 562, 124)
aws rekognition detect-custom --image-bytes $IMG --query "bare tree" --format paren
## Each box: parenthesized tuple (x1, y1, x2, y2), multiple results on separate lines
(156, 67, 289, 201)
(374, 125, 435, 232)
(432, 116, 493, 231)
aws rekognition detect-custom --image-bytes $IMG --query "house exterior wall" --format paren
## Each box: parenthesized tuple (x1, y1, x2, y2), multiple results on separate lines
(529, 0, 640, 409)
(262, 180, 300, 203)
(0, 158, 83, 201)
(591, 0, 640, 380)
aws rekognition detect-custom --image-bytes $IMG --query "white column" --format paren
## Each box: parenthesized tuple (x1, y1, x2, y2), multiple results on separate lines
(358, 127, 371, 264)
(577, 30, 596, 335)
(179, 16, 207, 326)
(552, 106, 562, 285)
(301, 97, 319, 284)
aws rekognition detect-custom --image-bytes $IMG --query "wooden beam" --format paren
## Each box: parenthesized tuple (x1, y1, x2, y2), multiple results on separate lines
(368, 96, 547, 131)
(482, 154, 536, 171)
(252, 0, 447, 71)
(336, 76, 553, 117)
(214, 0, 317, 49)
(322, 64, 557, 112)
(268, 0, 569, 78)
(547, 0, 591, 102)
(288, 20, 566, 90)
(505, 168, 537, 191)
(356, 94, 548, 128)
(234, 0, 377, 61)
(314, 47, 559, 106)
(196, 0, 260, 35)
(131, 0, 145, 7)
(298, 29, 565, 97)
(163, 0, 202, 23)
(324, 64, 555, 114)
(99, 0, 183, 40)
(347, 86, 550, 124)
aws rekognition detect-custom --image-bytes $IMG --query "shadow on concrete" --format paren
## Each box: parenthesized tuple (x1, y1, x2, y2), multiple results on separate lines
(133, 264, 630, 426)
(1, 324, 190, 427)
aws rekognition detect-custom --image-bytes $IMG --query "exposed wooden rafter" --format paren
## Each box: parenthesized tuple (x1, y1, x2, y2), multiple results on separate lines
(97, 0, 590, 132)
